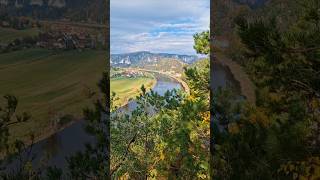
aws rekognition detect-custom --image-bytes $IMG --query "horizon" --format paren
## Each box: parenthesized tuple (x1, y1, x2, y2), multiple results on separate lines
(110, 50, 201, 57)
(111, 0, 209, 55)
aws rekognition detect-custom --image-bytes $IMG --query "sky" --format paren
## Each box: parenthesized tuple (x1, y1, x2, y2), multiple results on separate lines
(111, 0, 210, 55)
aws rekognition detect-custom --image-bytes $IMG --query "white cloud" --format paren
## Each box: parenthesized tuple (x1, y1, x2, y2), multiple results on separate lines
(111, 0, 209, 55)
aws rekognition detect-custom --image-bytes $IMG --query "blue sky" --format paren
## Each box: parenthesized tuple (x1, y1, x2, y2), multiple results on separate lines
(111, 0, 210, 55)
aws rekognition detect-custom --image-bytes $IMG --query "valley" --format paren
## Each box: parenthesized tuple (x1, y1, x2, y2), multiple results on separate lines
(0, 5, 109, 145)
(0, 0, 210, 177)
(0, 47, 191, 145)
(0, 13, 193, 147)
(110, 51, 195, 107)
(0, 48, 106, 142)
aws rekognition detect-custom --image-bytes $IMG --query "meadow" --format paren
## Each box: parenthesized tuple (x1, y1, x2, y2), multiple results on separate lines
(0, 49, 106, 142)
(110, 75, 156, 107)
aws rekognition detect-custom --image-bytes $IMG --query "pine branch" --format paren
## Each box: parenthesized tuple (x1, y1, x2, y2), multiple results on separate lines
(286, 47, 320, 53)
(110, 132, 138, 176)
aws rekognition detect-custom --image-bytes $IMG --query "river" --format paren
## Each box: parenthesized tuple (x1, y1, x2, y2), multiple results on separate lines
(5, 74, 182, 174)
(5, 63, 238, 174)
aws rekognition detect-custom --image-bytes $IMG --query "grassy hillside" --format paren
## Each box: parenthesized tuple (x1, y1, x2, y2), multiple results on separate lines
(0, 27, 39, 43)
(0, 49, 106, 142)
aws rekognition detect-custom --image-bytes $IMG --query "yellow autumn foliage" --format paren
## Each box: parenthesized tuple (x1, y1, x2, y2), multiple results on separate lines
(199, 111, 210, 123)
(278, 157, 320, 179)
(311, 98, 320, 110)
(228, 122, 240, 134)
(248, 108, 270, 127)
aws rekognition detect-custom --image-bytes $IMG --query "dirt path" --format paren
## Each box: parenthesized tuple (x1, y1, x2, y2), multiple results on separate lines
(216, 54, 256, 104)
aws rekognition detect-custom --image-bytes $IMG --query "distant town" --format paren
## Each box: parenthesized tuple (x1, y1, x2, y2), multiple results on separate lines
(0, 16, 106, 52)
(111, 69, 146, 78)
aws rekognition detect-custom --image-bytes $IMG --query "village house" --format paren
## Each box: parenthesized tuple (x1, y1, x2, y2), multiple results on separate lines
(1, 21, 9, 27)
(112, 70, 145, 78)
(37, 30, 96, 50)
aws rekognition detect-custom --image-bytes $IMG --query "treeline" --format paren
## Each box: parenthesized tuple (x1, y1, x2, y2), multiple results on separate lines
(0, 0, 105, 24)
(0, 15, 40, 30)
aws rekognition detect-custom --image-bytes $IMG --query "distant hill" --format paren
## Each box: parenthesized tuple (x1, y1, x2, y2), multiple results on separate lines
(0, 0, 105, 23)
(111, 51, 199, 68)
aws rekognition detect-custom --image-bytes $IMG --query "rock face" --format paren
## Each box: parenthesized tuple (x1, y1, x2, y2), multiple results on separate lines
(111, 51, 199, 67)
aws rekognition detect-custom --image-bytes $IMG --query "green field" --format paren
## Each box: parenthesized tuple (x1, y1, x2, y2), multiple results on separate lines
(111, 76, 156, 107)
(0, 49, 106, 142)
(0, 27, 39, 43)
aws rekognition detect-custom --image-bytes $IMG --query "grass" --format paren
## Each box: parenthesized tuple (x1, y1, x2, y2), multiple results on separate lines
(0, 27, 39, 43)
(111, 75, 156, 107)
(0, 48, 106, 142)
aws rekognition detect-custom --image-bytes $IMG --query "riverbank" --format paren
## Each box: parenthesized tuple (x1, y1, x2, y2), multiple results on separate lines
(3, 70, 183, 173)
(17, 75, 157, 149)
(216, 54, 256, 104)
(0, 48, 106, 154)
(1, 70, 177, 159)
(111, 73, 157, 107)
(127, 68, 190, 94)
(0, 117, 80, 160)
